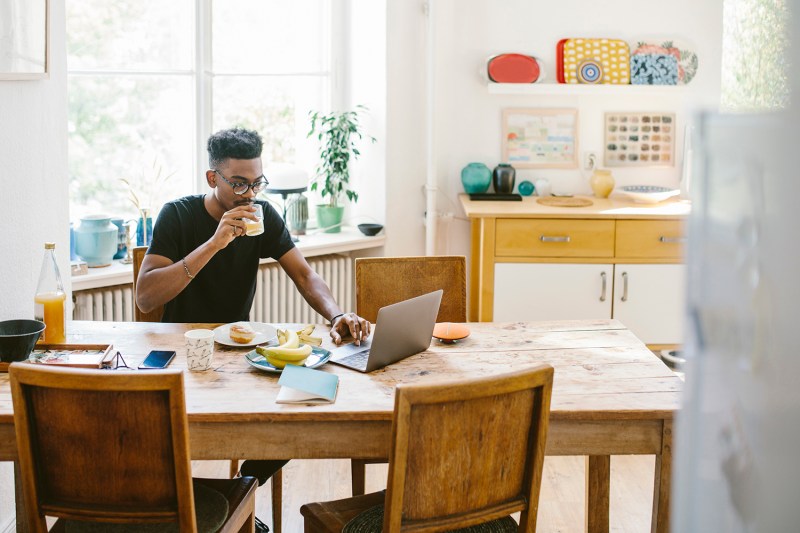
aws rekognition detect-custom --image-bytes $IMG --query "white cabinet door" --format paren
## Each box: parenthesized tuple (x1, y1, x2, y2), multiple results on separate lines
(493, 263, 613, 322)
(613, 264, 686, 344)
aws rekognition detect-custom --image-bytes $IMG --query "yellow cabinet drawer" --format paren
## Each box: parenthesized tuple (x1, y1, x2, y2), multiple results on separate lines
(495, 219, 615, 258)
(615, 220, 686, 259)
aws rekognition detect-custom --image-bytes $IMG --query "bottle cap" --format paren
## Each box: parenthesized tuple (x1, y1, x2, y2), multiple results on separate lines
(45, 242, 55, 249)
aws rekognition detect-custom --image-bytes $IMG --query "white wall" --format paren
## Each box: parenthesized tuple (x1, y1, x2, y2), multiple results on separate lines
(0, 2, 70, 319)
(381, 0, 723, 259)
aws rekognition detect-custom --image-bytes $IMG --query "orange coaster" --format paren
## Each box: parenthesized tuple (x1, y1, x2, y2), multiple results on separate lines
(432, 322, 470, 344)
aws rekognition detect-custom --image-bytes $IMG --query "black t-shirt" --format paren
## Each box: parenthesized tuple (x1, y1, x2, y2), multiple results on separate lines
(147, 195, 295, 323)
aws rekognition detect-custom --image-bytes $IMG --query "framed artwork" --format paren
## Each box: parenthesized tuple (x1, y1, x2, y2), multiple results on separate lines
(0, 0, 49, 80)
(502, 108, 578, 169)
(604, 112, 676, 167)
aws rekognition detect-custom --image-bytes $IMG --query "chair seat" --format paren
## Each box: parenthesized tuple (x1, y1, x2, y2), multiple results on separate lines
(60, 477, 258, 533)
(301, 491, 518, 533)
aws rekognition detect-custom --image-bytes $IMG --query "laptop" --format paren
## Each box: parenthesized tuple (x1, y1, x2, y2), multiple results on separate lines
(330, 290, 443, 372)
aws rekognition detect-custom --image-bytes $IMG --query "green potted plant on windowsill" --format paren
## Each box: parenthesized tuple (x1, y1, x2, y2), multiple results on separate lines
(308, 105, 376, 233)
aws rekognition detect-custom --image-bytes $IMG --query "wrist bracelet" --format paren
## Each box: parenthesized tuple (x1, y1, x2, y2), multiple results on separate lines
(182, 258, 195, 280)
(329, 312, 345, 325)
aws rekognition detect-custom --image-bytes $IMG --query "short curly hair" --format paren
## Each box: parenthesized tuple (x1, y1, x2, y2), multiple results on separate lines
(207, 127, 263, 168)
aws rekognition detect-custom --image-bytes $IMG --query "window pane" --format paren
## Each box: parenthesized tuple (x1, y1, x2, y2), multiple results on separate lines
(68, 76, 195, 220)
(66, 0, 193, 71)
(212, 0, 329, 73)
(213, 76, 326, 168)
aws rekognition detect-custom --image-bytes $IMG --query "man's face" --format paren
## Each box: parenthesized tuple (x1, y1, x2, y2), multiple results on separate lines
(207, 158, 266, 211)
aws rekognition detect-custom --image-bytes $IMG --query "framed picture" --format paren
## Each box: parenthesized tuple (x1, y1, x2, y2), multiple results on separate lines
(502, 108, 578, 169)
(604, 112, 676, 167)
(0, 0, 50, 80)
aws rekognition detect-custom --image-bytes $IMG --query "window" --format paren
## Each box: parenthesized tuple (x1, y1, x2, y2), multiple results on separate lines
(67, 0, 336, 221)
(721, 0, 789, 111)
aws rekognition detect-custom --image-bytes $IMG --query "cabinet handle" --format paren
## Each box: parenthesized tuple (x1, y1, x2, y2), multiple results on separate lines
(540, 235, 571, 242)
(600, 272, 607, 302)
(621, 271, 629, 302)
(659, 236, 687, 243)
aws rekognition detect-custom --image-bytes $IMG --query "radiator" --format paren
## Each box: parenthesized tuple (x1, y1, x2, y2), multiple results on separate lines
(73, 285, 135, 321)
(73, 254, 353, 323)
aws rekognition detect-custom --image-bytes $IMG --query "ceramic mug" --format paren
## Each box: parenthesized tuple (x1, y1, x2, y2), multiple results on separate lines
(185, 329, 215, 371)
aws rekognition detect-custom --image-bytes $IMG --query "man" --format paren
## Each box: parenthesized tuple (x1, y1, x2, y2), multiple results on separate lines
(136, 127, 371, 527)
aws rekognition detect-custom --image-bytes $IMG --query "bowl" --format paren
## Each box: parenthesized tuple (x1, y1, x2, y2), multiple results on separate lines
(620, 185, 681, 204)
(0, 319, 46, 363)
(358, 223, 384, 236)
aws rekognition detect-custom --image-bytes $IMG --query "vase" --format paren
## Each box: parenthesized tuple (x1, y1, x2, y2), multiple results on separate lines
(316, 205, 344, 234)
(137, 209, 153, 246)
(111, 218, 127, 259)
(590, 169, 615, 198)
(460, 163, 491, 194)
(74, 215, 119, 267)
(492, 163, 516, 193)
(287, 193, 309, 235)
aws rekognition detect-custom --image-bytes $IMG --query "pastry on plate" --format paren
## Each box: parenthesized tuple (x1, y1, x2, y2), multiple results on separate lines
(229, 324, 256, 344)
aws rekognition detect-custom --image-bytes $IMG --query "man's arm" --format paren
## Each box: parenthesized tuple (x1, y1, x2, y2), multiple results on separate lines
(136, 204, 257, 314)
(278, 248, 371, 344)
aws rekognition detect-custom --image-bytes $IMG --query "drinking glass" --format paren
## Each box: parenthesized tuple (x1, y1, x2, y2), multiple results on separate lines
(245, 204, 264, 237)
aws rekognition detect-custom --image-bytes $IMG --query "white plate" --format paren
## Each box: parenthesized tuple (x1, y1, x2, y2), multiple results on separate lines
(620, 185, 680, 204)
(245, 346, 332, 373)
(213, 322, 278, 347)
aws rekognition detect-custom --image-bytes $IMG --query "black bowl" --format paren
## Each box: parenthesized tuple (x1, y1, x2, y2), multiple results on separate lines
(0, 319, 46, 363)
(358, 223, 384, 237)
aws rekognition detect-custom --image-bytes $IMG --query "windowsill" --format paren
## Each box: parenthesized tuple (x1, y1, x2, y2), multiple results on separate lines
(71, 226, 386, 292)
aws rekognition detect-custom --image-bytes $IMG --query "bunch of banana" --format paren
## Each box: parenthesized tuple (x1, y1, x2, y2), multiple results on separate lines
(256, 328, 312, 369)
(296, 324, 323, 346)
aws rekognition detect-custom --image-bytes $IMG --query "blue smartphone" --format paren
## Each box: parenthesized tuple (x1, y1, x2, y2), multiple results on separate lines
(138, 350, 176, 370)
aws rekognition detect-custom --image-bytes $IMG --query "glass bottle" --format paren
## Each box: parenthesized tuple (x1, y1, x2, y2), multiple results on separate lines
(34, 242, 67, 344)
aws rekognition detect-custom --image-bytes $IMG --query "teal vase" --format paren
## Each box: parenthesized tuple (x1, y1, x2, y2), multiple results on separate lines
(74, 215, 118, 267)
(461, 163, 492, 194)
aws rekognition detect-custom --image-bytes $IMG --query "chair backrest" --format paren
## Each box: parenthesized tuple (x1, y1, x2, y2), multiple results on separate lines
(383, 364, 553, 532)
(133, 246, 164, 322)
(355, 256, 467, 323)
(9, 364, 197, 532)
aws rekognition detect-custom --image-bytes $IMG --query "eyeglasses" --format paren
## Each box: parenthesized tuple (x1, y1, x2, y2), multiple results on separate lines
(214, 169, 269, 195)
(103, 351, 133, 371)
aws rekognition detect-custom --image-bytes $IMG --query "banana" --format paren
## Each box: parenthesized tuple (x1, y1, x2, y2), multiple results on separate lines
(274, 328, 299, 349)
(297, 324, 315, 336)
(266, 354, 308, 369)
(298, 333, 323, 346)
(257, 343, 312, 362)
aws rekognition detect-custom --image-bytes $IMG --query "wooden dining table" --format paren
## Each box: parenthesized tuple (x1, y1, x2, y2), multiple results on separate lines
(0, 319, 681, 533)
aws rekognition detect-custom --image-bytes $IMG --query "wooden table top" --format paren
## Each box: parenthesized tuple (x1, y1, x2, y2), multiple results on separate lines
(0, 319, 681, 425)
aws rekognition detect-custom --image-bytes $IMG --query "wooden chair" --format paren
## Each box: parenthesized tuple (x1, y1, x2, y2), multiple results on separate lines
(351, 255, 468, 496)
(354, 256, 467, 324)
(9, 364, 258, 532)
(132, 245, 284, 532)
(301, 364, 554, 532)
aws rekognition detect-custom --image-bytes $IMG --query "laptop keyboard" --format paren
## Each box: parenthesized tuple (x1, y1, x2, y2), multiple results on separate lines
(338, 349, 370, 370)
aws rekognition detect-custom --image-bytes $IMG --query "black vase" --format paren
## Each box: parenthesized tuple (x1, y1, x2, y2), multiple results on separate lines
(492, 163, 516, 194)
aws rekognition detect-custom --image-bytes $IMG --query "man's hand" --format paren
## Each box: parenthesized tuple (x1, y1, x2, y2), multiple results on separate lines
(330, 312, 371, 346)
(210, 204, 258, 249)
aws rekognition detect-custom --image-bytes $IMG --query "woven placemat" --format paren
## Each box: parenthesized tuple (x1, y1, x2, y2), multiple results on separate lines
(536, 196, 594, 207)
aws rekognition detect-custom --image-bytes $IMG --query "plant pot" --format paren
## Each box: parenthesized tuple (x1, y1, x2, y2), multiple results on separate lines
(316, 205, 344, 234)
(74, 215, 118, 267)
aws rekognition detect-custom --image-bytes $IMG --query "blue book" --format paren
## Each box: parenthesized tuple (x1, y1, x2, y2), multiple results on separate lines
(276, 364, 339, 404)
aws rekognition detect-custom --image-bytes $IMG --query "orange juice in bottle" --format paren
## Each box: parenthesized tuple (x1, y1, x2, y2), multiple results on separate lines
(34, 242, 67, 344)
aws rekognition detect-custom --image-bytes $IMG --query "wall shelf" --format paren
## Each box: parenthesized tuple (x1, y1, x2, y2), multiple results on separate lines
(487, 83, 689, 97)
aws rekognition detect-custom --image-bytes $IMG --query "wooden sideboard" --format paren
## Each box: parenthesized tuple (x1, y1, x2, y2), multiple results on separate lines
(460, 194, 691, 348)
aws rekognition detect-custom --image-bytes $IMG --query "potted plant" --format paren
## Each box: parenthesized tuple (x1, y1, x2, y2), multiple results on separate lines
(308, 105, 376, 233)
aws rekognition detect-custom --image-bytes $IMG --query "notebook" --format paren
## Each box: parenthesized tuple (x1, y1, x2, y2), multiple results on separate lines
(331, 290, 443, 373)
(276, 364, 339, 404)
